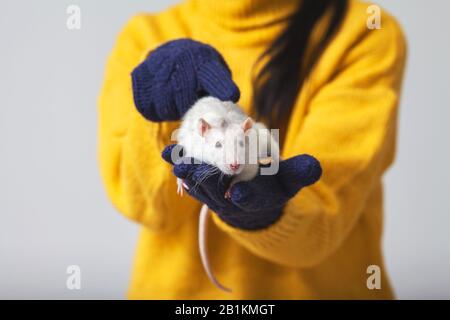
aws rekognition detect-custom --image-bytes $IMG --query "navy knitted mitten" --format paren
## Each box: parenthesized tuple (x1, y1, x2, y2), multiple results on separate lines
(132, 39, 240, 122)
(162, 144, 322, 230)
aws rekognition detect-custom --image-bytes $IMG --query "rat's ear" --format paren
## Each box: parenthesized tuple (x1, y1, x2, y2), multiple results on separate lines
(242, 117, 253, 133)
(198, 118, 211, 137)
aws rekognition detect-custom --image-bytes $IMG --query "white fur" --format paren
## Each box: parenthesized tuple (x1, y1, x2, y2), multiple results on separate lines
(176, 96, 280, 293)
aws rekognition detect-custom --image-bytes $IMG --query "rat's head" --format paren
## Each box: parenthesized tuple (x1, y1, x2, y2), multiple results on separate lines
(198, 117, 253, 176)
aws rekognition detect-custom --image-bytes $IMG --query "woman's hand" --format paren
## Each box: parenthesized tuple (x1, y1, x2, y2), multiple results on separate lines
(162, 144, 322, 230)
(131, 39, 240, 122)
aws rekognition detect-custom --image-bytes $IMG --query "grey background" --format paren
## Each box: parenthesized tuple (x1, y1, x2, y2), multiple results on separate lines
(1, 0, 449, 299)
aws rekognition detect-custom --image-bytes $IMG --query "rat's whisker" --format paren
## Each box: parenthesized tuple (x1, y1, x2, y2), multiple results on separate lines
(217, 172, 225, 190)
(191, 167, 220, 193)
(196, 167, 219, 185)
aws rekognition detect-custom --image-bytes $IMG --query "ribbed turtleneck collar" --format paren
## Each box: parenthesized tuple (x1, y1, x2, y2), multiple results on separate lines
(187, 0, 301, 30)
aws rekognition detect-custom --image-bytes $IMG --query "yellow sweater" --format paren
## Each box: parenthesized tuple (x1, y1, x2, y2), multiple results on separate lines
(98, 0, 406, 299)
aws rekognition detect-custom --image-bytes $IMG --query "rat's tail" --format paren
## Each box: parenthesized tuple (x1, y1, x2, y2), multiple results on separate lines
(198, 204, 232, 293)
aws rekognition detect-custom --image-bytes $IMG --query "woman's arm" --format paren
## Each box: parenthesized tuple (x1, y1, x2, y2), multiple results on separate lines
(98, 16, 241, 232)
(98, 16, 195, 231)
(211, 12, 407, 267)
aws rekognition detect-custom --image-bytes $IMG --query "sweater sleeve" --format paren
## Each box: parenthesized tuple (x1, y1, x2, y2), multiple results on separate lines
(98, 15, 198, 231)
(212, 12, 407, 267)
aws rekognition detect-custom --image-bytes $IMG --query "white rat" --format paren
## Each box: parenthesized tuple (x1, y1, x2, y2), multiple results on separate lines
(175, 97, 279, 292)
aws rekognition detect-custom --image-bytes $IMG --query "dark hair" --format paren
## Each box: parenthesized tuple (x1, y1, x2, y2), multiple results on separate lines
(252, 0, 348, 137)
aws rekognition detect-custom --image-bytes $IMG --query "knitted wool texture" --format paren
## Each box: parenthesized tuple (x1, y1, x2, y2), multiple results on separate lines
(98, 0, 406, 299)
(132, 39, 240, 122)
(162, 144, 322, 230)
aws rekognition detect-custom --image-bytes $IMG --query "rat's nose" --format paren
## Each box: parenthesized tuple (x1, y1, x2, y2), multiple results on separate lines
(229, 162, 240, 171)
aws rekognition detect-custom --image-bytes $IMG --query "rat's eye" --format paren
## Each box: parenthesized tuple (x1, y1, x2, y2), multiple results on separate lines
(215, 141, 222, 148)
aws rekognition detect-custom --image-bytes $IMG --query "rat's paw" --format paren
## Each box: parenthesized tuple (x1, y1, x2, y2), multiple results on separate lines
(177, 178, 188, 196)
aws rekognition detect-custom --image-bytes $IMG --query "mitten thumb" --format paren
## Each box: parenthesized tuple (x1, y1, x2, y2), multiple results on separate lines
(161, 144, 184, 165)
(277, 154, 322, 198)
